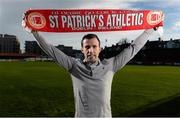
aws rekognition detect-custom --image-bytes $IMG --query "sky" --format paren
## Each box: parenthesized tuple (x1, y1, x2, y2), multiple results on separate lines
(0, 0, 180, 52)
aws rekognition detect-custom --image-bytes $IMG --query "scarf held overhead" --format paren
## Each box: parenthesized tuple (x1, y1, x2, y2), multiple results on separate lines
(24, 9, 164, 32)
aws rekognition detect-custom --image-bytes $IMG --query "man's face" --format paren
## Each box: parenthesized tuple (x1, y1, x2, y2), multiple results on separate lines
(81, 38, 101, 63)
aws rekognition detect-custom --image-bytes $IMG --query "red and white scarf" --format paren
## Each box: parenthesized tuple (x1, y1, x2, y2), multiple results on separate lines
(23, 9, 164, 32)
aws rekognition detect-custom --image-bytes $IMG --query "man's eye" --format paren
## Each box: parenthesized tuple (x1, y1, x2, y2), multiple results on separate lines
(85, 46, 90, 49)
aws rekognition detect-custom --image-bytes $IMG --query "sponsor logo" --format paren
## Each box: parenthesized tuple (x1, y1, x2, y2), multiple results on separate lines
(147, 11, 164, 25)
(28, 12, 46, 29)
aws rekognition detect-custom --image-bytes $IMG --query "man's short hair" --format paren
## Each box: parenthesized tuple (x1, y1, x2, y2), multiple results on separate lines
(81, 34, 101, 47)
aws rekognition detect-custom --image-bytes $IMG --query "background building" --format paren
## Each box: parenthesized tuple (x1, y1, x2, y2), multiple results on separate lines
(131, 39, 180, 65)
(0, 34, 20, 53)
(25, 41, 46, 56)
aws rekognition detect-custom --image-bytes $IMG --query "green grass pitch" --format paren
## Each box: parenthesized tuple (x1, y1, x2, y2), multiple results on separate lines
(0, 61, 180, 116)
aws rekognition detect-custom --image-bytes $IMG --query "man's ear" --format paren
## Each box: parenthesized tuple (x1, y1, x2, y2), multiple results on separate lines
(81, 48, 84, 53)
(100, 47, 102, 52)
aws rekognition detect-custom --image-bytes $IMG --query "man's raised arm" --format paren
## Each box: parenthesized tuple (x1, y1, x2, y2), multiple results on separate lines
(31, 31, 75, 71)
(113, 28, 156, 72)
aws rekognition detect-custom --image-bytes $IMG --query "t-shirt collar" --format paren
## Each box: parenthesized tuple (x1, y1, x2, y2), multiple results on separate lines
(83, 59, 100, 67)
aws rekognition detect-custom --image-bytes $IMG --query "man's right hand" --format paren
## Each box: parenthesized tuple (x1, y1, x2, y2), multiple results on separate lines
(22, 13, 34, 33)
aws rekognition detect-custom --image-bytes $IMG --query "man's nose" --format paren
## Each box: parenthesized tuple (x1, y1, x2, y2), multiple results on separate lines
(88, 47, 94, 53)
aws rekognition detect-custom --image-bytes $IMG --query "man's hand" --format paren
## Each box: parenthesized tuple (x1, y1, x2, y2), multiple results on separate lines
(157, 26, 163, 38)
(145, 26, 163, 36)
(22, 13, 33, 33)
(153, 26, 163, 39)
(153, 27, 158, 31)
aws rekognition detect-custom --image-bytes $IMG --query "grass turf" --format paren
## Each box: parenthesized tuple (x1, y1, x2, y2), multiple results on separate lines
(0, 61, 180, 116)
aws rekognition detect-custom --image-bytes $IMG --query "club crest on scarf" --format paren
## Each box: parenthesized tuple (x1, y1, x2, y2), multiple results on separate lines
(27, 12, 46, 29)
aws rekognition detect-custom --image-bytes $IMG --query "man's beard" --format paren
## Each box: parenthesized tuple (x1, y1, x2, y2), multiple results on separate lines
(87, 55, 96, 63)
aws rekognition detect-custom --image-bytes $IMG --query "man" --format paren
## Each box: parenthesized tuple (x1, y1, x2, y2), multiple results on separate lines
(23, 23, 157, 117)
